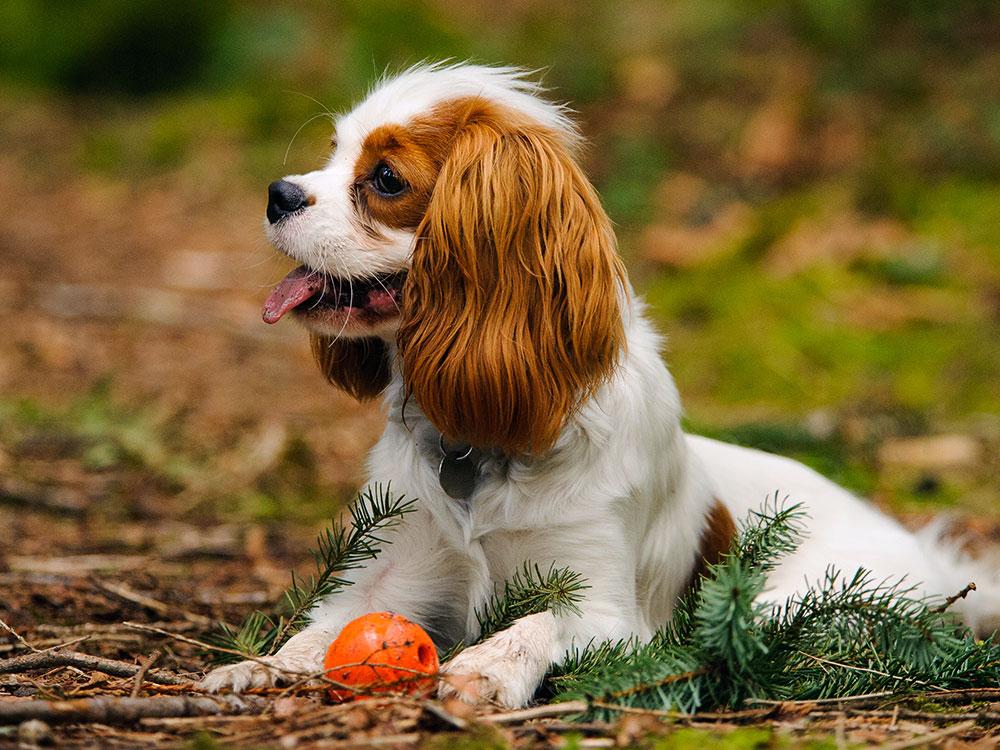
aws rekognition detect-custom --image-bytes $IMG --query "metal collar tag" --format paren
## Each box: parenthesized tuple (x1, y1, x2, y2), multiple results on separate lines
(437, 437, 479, 500)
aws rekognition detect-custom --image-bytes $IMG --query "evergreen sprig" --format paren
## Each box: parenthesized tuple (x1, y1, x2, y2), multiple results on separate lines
(735, 492, 807, 573)
(208, 483, 415, 663)
(476, 562, 588, 640)
(550, 498, 1000, 718)
(440, 563, 589, 662)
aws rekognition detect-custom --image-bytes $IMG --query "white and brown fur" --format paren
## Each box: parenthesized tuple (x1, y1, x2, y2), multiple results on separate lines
(201, 64, 1000, 707)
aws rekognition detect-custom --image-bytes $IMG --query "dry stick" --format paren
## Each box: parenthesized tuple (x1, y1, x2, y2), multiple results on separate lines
(0, 477, 86, 516)
(481, 700, 590, 724)
(37, 635, 92, 654)
(0, 694, 267, 726)
(933, 582, 977, 614)
(918, 687, 1000, 702)
(881, 720, 977, 750)
(0, 649, 186, 686)
(30, 620, 203, 637)
(125, 621, 332, 690)
(93, 580, 214, 627)
(123, 622, 283, 670)
(0, 615, 37, 652)
(589, 700, 774, 722)
(420, 700, 470, 730)
(808, 708, 1000, 723)
(746, 690, 895, 707)
(130, 651, 161, 698)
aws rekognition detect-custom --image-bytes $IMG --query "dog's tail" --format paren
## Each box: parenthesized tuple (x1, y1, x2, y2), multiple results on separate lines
(917, 519, 1000, 638)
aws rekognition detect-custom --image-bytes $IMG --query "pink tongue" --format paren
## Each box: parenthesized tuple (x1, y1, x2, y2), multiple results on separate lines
(262, 266, 326, 324)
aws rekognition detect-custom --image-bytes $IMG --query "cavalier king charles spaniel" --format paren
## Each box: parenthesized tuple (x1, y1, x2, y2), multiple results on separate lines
(202, 64, 999, 706)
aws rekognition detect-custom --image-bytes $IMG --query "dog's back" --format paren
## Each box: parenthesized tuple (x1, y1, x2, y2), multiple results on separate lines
(688, 434, 1000, 636)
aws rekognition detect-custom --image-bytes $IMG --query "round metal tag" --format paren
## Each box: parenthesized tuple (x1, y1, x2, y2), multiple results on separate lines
(439, 453, 478, 499)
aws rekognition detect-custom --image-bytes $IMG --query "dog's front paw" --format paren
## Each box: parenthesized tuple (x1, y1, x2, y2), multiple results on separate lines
(438, 612, 558, 709)
(199, 657, 289, 693)
(199, 629, 333, 693)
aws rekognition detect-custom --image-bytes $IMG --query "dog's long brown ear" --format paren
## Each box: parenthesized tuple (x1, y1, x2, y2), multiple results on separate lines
(397, 106, 626, 455)
(310, 335, 391, 401)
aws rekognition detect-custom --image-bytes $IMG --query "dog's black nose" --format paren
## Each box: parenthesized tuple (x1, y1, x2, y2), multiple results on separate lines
(267, 180, 309, 224)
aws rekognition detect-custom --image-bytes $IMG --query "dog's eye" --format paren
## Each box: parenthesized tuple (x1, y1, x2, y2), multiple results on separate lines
(373, 163, 406, 197)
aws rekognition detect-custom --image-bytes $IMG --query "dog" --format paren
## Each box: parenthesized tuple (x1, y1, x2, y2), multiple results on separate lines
(201, 63, 999, 706)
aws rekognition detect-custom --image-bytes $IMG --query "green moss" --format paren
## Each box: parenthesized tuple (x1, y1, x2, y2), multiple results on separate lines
(651, 727, 774, 750)
(183, 733, 225, 750)
(422, 725, 507, 750)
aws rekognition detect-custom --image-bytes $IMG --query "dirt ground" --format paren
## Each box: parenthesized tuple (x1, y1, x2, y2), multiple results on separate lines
(2, 95, 1000, 748)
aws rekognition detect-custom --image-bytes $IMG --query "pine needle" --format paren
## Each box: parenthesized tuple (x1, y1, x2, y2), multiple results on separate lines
(476, 562, 587, 639)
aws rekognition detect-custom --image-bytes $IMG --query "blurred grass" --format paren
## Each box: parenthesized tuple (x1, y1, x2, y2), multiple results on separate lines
(1, 0, 998, 517)
(0, 383, 348, 523)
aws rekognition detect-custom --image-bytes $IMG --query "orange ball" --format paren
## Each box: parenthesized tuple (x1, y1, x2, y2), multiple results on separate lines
(323, 612, 439, 702)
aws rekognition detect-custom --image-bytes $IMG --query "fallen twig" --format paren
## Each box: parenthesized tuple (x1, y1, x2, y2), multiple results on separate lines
(881, 720, 976, 750)
(0, 649, 186, 685)
(93, 580, 213, 626)
(7, 554, 171, 575)
(934, 582, 977, 614)
(590, 700, 774, 722)
(28, 620, 203, 637)
(0, 694, 267, 726)
(808, 708, 1000, 723)
(123, 621, 259, 662)
(131, 651, 161, 698)
(746, 691, 894, 707)
(481, 700, 589, 724)
(916, 687, 1000, 702)
(0, 616, 36, 652)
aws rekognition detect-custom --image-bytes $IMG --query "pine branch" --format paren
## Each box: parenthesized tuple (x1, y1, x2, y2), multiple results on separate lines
(439, 563, 588, 663)
(476, 562, 587, 640)
(548, 496, 1000, 717)
(735, 492, 807, 573)
(208, 483, 415, 663)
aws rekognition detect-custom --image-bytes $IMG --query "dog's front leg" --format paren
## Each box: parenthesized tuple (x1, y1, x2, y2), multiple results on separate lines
(438, 611, 561, 708)
(438, 600, 639, 708)
(439, 524, 646, 708)
(200, 507, 464, 692)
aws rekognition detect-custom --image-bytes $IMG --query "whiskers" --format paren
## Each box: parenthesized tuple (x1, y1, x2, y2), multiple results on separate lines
(369, 272, 402, 315)
(323, 247, 355, 347)
(283, 112, 336, 167)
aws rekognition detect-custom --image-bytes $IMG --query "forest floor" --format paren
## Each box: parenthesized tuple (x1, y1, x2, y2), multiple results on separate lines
(2, 81, 999, 748)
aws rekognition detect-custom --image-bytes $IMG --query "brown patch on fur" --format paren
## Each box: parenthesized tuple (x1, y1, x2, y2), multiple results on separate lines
(396, 98, 627, 455)
(686, 500, 737, 592)
(352, 105, 471, 233)
(310, 335, 391, 401)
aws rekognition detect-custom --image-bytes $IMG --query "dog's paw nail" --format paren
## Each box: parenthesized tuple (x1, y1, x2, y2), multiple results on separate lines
(437, 671, 488, 704)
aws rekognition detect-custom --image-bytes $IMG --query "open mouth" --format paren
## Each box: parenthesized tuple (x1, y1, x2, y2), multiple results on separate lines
(262, 265, 406, 325)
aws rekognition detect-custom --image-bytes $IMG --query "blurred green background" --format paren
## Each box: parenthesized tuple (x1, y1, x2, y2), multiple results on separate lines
(1, 0, 998, 526)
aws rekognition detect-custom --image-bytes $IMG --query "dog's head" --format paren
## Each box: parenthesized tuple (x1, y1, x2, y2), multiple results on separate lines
(263, 64, 627, 455)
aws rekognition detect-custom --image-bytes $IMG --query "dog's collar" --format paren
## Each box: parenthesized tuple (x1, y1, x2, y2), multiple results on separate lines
(390, 396, 507, 500)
